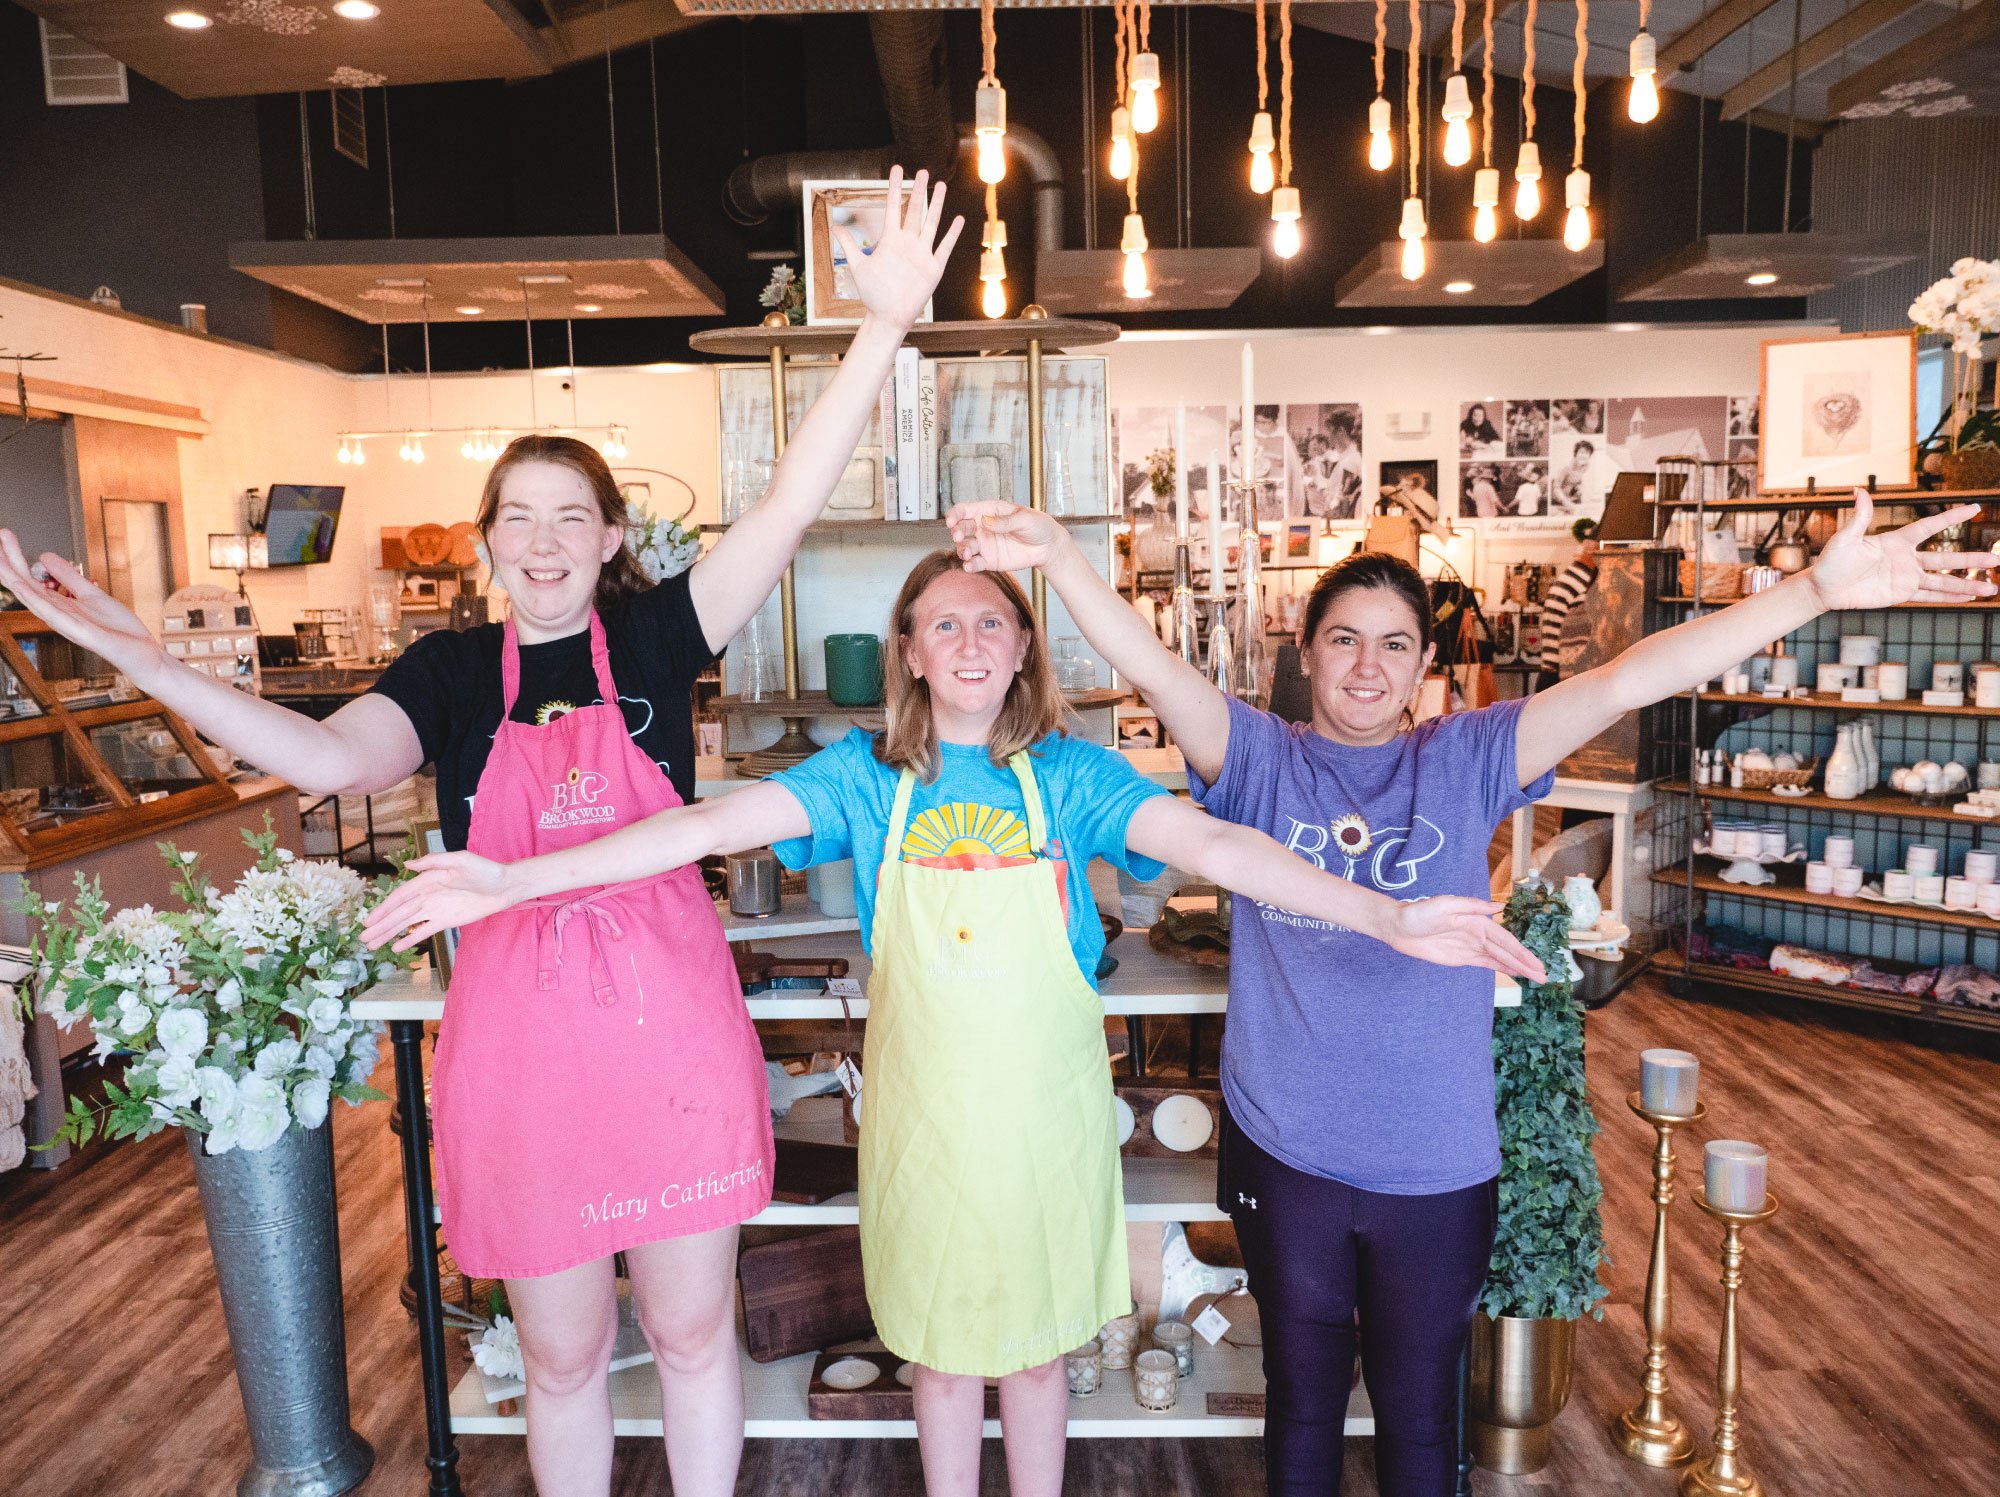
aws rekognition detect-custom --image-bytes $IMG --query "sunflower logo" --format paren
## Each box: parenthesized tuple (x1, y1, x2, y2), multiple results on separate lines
(954, 926, 974, 945)
(1329, 813, 1373, 858)
(536, 699, 579, 726)
(566, 766, 582, 785)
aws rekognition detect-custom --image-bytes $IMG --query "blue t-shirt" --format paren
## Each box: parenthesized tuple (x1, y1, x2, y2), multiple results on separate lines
(771, 729, 1170, 988)
(1192, 695, 1552, 1194)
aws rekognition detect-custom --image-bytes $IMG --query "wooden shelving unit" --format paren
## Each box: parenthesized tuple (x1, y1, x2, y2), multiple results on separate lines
(1652, 487, 2000, 512)
(1693, 689, 2000, 720)
(1652, 949, 1999, 1035)
(1658, 778, 1986, 827)
(1653, 864, 2000, 934)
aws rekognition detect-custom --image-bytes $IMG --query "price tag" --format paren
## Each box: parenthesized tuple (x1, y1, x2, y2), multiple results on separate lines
(1191, 1303, 1231, 1345)
(827, 976, 863, 1001)
(834, 1056, 863, 1100)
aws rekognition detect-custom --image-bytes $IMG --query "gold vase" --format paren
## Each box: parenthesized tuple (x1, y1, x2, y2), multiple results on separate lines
(1468, 1313, 1577, 1473)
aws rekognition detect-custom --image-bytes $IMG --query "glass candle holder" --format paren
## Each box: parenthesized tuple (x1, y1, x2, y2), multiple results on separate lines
(1134, 1349, 1180, 1411)
(1098, 1306, 1140, 1370)
(1639, 1049, 1699, 1115)
(1704, 1140, 1768, 1213)
(1065, 1339, 1103, 1398)
(1151, 1319, 1195, 1378)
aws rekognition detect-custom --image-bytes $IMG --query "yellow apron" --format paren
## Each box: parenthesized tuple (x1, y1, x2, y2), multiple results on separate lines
(860, 752, 1129, 1376)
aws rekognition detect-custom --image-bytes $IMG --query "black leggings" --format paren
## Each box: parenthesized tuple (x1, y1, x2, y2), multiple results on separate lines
(1220, 1110, 1497, 1497)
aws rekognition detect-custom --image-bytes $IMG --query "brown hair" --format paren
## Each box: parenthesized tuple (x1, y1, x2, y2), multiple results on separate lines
(877, 549, 1068, 784)
(474, 434, 649, 611)
(1300, 550, 1433, 655)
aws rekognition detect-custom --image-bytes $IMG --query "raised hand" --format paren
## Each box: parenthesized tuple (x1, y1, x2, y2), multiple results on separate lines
(0, 530, 162, 673)
(832, 166, 965, 330)
(945, 500, 1071, 576)
(1808, 490, 2000, 611)
(362, 851, 521, 953)
(1383, 896, 1548, 984)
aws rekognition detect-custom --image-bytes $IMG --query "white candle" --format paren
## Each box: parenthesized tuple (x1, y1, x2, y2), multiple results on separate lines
(1240, 342, 1256, 520)
(1704, 1140, 1768, 1212)
(1207, 454, 1225, 599)
(1639, 1049, 1699, 1115)
(1175, 403, 1189, 539)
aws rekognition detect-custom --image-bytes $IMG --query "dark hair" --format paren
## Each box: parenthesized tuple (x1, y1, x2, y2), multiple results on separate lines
(1574, 439, 1596, 456)
(475, 434, 649, 611)
(1301, 550, 1432, 655)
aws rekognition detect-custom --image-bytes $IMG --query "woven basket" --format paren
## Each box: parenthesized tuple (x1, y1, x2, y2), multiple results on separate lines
(1942, 446, 2000, 491)
(1738, 758, 1818, 791)
(1678, 560, 1745, 601)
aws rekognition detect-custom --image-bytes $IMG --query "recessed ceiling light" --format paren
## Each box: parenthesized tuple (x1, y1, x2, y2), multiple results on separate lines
(456, 306, 483, 315)
(575, 303, 603, 313)
(165, 9, 212, 27)
(1444, 280, 1475, 294)
(332, 0, 380, 15)
(1745, 272, 1779, 286)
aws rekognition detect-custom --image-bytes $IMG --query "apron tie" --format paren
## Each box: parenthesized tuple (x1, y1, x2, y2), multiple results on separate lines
(532, 890, 627, 1007)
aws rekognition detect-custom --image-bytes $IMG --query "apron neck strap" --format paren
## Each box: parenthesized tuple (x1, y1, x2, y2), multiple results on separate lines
(500, 612, 614, 717)
(882, 750, 1048, 864)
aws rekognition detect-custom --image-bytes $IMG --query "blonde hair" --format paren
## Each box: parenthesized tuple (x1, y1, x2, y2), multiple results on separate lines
(474, 434, 649, 612)
(877, 549, 1068, 783)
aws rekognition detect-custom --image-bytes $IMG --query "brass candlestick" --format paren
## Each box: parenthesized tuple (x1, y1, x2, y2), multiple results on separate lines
(1681, 1188, 1781, 1497)
(1614, 1091, 1706, 1467)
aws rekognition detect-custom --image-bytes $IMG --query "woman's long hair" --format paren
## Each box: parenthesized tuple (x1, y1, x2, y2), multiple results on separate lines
(475, 434, 650, 612)
(878, 549, 1068, 783)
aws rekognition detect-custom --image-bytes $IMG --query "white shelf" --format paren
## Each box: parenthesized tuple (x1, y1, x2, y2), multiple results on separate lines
(447, 1324, 1372, 1440)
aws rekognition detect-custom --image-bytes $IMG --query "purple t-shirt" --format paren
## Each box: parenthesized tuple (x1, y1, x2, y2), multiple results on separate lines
(1192, 695, 1552, 1194)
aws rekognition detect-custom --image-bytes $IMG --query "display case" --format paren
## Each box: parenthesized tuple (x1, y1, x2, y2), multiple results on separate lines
(0, 609, 234, 864)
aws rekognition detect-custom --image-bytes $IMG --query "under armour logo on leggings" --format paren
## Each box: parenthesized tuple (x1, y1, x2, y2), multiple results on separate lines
(1238, 1192, 1257, 1210)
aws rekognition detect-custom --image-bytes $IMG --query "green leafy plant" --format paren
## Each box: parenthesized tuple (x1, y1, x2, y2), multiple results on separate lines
(1480, 880, 1609, 1321)
(1146, 447, 1177, 500)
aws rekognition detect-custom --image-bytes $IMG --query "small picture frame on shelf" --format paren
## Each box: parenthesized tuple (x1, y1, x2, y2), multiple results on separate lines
(400, 576, 439, 605)
(1256, 524, 1279, 563)
(1758, 329, 1916, 492)
(827, 451, 880, 513)
(1285, 521, 1314, 560)
(1117, 712, 1162, 750)
(802, 180, 936, 327)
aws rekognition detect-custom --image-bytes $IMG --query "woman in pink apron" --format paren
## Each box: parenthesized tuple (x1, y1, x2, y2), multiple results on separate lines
(1, 168, 961, 1497)
(366, 550, 1544, 1497)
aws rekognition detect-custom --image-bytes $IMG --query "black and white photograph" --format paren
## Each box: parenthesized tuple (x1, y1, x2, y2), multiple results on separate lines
(1547, 433, 1616, 517)
(1287, 403, 1365, 519)
(1728, 395, 1760, 440)
(1726, 437, 1762, 498)
(1495, 459, 1549, 515)
(1113, 403, 1228, 520)
(1552, 398, 1605, 435)
(1458, 401, 1505, 460)
(1504, 399, 1551, 457)
(1459, 460, 1510, 518)
(1227, 404, 1304, 521)
(1378, 459, 1441, 517)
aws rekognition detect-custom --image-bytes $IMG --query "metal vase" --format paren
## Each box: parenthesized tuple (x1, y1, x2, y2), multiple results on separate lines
(1468, 1312, 1578, 1474)
(188, 1123, 374, 1497)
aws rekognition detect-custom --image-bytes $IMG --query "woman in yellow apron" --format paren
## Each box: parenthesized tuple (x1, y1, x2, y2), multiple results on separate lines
(367, 550, 1543, 1495)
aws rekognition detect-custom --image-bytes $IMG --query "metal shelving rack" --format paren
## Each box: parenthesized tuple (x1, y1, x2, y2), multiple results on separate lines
(1649, 475, 2000, 1035)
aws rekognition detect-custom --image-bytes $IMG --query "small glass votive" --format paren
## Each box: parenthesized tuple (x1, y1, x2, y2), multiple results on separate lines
(1705, 1140, 1769, 1213)
(1878, 661, 1909, 701)
(1883, 868, 1916, 901)
(1065, 1339, 1103, 1398)
(1933, 661, 1966, 694)
(1098, 1306, 1140, 1370)
(1639, 1049, 1699, 1115)
(1133, 1349, 1180, 1412)
(1833, 865, 1865, 898)
(1768, 654, 1800, 691)
(1804, 861, 1834, 894)
(1979, 761, 2000, 791)
(1906, 844, 1941, 876)
(1151, 1319, 1195, 1378)
(1823, 835, 1855, 869)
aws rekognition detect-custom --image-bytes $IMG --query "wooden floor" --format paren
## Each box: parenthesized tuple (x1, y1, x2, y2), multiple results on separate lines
(4, 966, 1996, 1497)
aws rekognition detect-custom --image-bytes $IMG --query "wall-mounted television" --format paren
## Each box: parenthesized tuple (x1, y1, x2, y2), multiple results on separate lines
(261, 484, 344, 566)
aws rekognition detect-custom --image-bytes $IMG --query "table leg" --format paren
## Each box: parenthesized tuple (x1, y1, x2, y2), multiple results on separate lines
(1607, 809, 1631, 931)
(1511, 804, 1534, 887)
(391, 1019, 464, 1497)
(1128, 1014, 1149, 1078)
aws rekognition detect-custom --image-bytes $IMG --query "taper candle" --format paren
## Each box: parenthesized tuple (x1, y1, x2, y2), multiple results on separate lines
(1240, 342, 1256, 506)
(1640, 1049, 1699, 1116)
(1704, 1141, 1768, 1213)
(1174, 403, 1189, 539)
(1207, 454, 1226, 599)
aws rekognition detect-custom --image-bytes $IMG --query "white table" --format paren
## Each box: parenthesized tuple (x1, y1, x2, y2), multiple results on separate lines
(1509, 775, 1657, 929)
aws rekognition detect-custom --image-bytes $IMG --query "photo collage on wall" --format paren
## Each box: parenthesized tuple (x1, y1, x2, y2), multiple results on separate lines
(1457, 395, 1760, 528)
(1114, 402, 1365, 524)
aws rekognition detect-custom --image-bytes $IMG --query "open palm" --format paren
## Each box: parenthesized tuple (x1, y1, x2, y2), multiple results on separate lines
(0, 530, 159, 671)
(361, 851, 517, 953)
(834, 167, 965, 329)
(1808, 491, 2000, 610)
(1385, 897, 1548, 984)
(946, 500, 1067, 575)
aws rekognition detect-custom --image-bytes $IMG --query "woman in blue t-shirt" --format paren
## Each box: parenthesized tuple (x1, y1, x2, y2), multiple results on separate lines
(942, 493, 1993, 1497)
(364, 546, 1543, 1497)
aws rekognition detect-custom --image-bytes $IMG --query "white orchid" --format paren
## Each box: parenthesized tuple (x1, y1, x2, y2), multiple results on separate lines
(156, 1007, 208, 1058)
(471, 1316, 525, 1381)
(306, 996, 346, 1034)
(292, 1077, 332, 1131)
(157, 1055, 199, 1108)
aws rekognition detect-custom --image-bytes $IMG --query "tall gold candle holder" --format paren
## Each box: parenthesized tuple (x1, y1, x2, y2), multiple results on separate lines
(1613, 1091, 1705, 1467)
(1680, 1188, 1781, 1497)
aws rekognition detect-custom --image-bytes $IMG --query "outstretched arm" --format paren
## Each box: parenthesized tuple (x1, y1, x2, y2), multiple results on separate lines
(1516, 492, 1999, 786)
(1123, 796, 1546, 981)
(947, 501, 1232, 783)
(0, 534, 421, 796)
(361, 780, 811, 951)
(690, 167, 964, 654)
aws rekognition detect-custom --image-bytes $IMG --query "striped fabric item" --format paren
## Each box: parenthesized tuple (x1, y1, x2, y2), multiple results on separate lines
(1537, 561, 1597, 675)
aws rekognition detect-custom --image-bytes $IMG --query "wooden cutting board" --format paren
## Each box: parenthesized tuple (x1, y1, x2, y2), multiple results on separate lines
(806, 1351, 1002, 1421)
(737, 1227, 874, 1363)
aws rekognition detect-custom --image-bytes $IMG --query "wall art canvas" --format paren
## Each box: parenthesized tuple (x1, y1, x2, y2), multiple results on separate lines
(801, 180, 936, 326)
(1113, 404, 1229, 520)
(1759, 330, 1915, 492)
(1286, 403, 1365, 519)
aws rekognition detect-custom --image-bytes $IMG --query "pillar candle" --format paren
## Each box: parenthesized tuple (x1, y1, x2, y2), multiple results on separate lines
(1639, 1049, 1699, 1115)
(1174, 402, 1189, 540)
(1208, 454, 1226, 599)
(1704, 1140, 1769, 1212)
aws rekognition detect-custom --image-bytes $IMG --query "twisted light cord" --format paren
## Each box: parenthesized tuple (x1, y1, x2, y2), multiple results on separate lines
(980, 0, 996, 81)
(1573, 0, 1588, 169)
(1279, 0, 1294, 186)
(1481, 0, 1495, 167)
(1523, 0, 1538, 141)
(1374, 0, 1387, 93)
(1256, 0, 1269, 110)
(1451, 0, 1466, 70)
(1406, 0, 1421, 198)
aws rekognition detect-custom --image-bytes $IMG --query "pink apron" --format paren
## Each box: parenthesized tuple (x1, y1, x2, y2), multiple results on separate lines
(431, 613, 773, 1279)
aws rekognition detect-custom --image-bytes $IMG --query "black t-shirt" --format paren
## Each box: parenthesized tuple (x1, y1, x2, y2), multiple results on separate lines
(368, 573, 715, 850)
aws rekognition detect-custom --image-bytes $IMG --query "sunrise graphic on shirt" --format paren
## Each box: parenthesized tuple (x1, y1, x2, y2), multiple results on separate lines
(902, 802, 1033, 860)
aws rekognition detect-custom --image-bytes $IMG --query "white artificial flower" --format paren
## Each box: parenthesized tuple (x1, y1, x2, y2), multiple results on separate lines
(156, 1008, 208, 1058)
(92, 1030, 119, 1059)
(157, 1054, 199, 1107)
(291, 1077, 332, 1130)
(303, 1043, 340, 1080)
(348, 1028, 382, 1072)
(196, 1067, 240, 1122)
(178, 851, 199, 865)
(203, 1117, 240, 1156)
(309, 978, 348, 999)
(117, 990, 144, 1016)
(306, 996, 346, 1033)
(470, 1316, 525, 1381)
(255, 1037, 304, 1077)
(215, 977, 243, 1012)
(118, 1005, 151, 1037)
(236, 1101, 290, 1152)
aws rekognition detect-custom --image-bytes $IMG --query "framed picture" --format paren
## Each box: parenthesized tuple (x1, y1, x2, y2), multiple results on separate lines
(1285, 521, 1314, 560)
(802, 180, 936, 327)
(1117, 712, 1162, 750)
(1759, 330, 1916, 493)
(410, 819, 460, 988)
(1256, 523, 1279, 563)
(1378, 459, 1441, 511)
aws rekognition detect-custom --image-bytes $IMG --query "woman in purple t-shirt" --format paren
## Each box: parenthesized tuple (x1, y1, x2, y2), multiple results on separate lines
(948, 493, 1992, 1497)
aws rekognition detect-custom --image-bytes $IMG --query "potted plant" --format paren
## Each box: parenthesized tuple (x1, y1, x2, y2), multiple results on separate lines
(1910, 258, 2000, 491)
(23, 820, 413, 1497)
(1467, 879, 1609, 1474)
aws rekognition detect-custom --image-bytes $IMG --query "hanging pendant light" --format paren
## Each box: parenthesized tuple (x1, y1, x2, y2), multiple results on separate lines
(1271, 185, 1302, 258)
(1442, 74, 1474, 166)
(336, 437, 353, 464)
(1270, 0, 1303, 257)
(1398, 196, 1428, 281)
(1121, 212, 1152, 298)
(1109, 108, 1134, 179)
(975, 82, 1008, 184)
(1516, 0, 1542, 218)
(1368, 0, 1393, 171)
(1474, 0, 1499, 239)
(1564, 168, 1592, 251)
(1248, 112, 1276, 194)
(1628, 29, 1659, 122)
(1473, 168, 1500, 242)
(1398, 0, 1423, 280)
(979, 195, 1009, 319)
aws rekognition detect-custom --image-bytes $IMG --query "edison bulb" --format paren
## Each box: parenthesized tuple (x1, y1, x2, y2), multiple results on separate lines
(411, 441, 425, 464)
(977, 133, 1006, 184)
(336, 443, 352, 464)
(1628, 71, 1659, 123)
(1250, 150, 1275, 195)
(1400, 233, 1426, 282)
(1516, 175, 1542, 220)
(1564, 203, 1592, 252)
(1132, 86, 1159, 134)
(1474, 204, 1497, 243)
(349, 444, 365, 466)
(1444, 117, 1472, 167)
(1123, 251, 1150, 298)
(1369, 130, 1393, 172)
(1273, 217, 1301, 258)
(1109, 135, 1132, 181)
(982, 276, 1007, 318)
